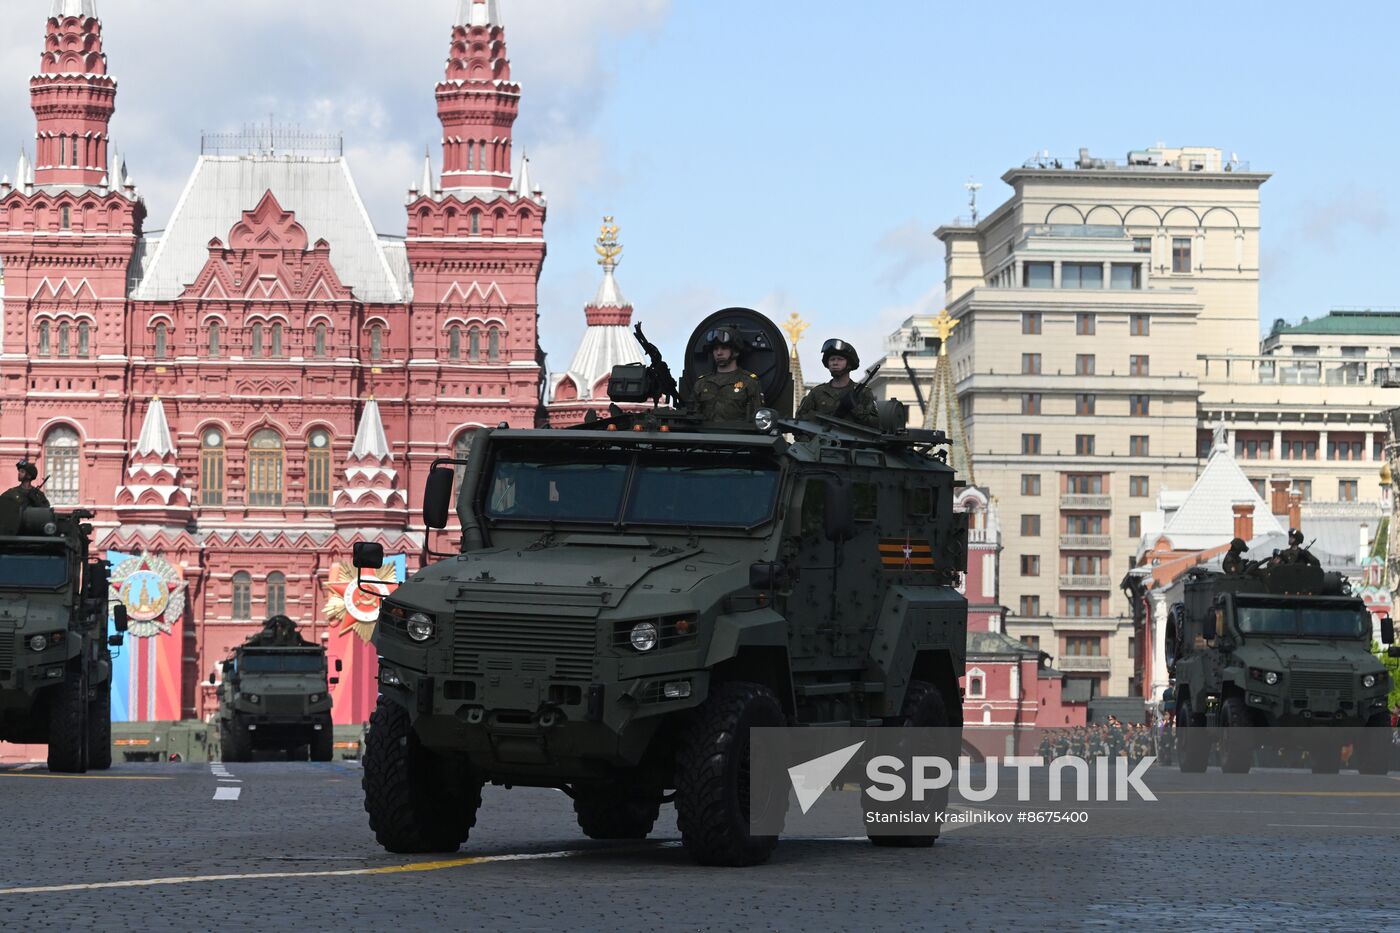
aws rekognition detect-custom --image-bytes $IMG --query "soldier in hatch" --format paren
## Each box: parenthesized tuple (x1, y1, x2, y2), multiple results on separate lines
(692, 327, 764, 423)
(796, 339, 879, 427)
(1276, 528, 1320, 568)
(1, 460, 49, 509)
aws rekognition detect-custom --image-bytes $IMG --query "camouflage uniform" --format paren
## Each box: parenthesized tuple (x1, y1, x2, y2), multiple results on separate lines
(796, 382, 879, 427)
(0, 485, 49, 509)
(694, 369, 764, 423)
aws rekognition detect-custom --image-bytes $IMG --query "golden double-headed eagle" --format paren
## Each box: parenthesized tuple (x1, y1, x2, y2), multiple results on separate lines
(596, 216, 622, 268)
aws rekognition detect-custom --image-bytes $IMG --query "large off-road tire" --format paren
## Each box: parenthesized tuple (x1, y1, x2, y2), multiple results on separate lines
(87, 676, 112, 771)
(868, 680, 951, 848)
(1175, 696, 1208, 774)
(675, 681, 786, 867)
(1353, 714, 1391, 775)
(220, 721, 250, 763)
(363, 696, 481, 853)
(1309, 742, 1341, 774)
(311, 716, 335, 762)
(1219, 695, 1253, 774)
(47, 668, 89, 774)
(572, 784, 663, 839)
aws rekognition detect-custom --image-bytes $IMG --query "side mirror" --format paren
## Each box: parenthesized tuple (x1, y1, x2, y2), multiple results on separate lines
(749, 561, 791, 591)
(423, 466, 456, 530)
(1381, 615, 1394, 645)
(209, 670, 216, 684)
(112, 603, 128, 634)
(335, 659, 343, 673)
(108, 635, 123, 647)
(823, 479, 855, 542)
(1390, 646, 1400, 659)
(353, 541, 385, 570)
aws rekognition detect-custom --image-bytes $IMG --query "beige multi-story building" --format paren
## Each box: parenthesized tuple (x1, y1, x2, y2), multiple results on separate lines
(875, 145, 1269, 699)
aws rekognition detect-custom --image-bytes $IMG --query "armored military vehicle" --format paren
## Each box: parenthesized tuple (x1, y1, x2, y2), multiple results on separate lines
(0, 497, 125, 773)
(1167, 540, 1393, 774)
(215, 617, 339, 762)
(357, 308, 968, 866)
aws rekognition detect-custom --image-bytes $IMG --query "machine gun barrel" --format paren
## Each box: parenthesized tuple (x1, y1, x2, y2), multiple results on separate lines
(835, 361, 882, 417)
(633, 323, 681, 405)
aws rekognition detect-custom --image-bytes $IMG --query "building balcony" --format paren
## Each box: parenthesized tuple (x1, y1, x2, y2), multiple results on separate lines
(1060, 494, 1111, 510)
(1059, 534, 1112, 550)
(1056, 655, 1112, 673)
(1059, 574, 1112, 589)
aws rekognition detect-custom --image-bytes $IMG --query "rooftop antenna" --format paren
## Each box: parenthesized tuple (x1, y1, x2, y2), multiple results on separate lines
(964, 178, 982, 223)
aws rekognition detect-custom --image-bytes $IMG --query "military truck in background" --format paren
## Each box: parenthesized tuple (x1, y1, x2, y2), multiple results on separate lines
(1167, 539, 1393, 774)
(0, 498, 126, 773)
(356, 308, 969, 866)
(215, 616, 339, 762)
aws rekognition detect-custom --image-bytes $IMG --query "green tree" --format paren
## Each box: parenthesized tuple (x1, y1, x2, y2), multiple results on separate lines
(1372, 641, 1400, 713)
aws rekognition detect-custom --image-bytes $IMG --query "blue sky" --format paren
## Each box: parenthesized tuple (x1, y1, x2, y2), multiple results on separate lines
(2, 1, 1395, 379)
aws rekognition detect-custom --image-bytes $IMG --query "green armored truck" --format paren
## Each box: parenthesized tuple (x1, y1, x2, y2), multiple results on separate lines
(216, 616, 339, 762)
(356, 308, 969, 866)
(1167, 537, 1393, 774)
(0, 498, 126, 773)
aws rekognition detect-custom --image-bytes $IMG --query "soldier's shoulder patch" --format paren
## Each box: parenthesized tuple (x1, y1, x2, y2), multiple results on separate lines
(749, 372, 758, 378)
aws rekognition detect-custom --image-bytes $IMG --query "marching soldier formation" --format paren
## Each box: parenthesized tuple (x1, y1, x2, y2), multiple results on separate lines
(1037, 718, 1161, 763)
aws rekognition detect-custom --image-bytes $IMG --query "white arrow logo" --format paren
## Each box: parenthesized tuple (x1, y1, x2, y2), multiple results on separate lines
(787, 741, 866, 814)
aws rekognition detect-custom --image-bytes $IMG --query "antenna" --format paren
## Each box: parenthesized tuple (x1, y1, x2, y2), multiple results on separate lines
(964, 178, 982, 223)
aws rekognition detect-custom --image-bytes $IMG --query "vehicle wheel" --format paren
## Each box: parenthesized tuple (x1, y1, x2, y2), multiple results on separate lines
(572, 784, 662, 839)
(311, 717, 335, 762)
(1219, 696, 1253, 774)
(362, 696, 481, 853)
(220, 722, 249, 763)
(1354, 714, 1391, 775)
(1309, 742, 1341, 774)
(675, 681, 786, 867)
(47, 667, 89, 774)
(868, 680, 951, 848)
(1175, 696, 1208, 774)
(87, 676, 112, 771)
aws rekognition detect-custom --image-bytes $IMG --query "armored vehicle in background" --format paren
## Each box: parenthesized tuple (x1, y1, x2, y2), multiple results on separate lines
(0, 499, 125, 773)
(358, 308, 969, 866)
(1167, 540, 1393, 774)
(216, 617, 339, 762)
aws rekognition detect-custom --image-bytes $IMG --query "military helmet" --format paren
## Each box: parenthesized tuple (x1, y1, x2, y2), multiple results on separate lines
(1288, 528, 1304, 547)
(821, 338, 859, 370)
(702, 327, 744, 354)
(14, 460, 37, 482)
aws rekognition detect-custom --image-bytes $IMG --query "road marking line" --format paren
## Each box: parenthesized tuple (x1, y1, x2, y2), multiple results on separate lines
(213, 786, 241, 801)
(0, 845, 667, 895)
(0, 773, 172, 781)
(218, 779, 241, 783)
(1266, 823, 1384, 829)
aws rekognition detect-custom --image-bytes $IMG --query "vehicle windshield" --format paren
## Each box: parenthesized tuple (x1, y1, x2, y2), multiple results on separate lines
(1237, 604, 1369, 638)
(0, 551, 67, 588)
(239, 654, 324, 674)
(483, 445, 780, 528)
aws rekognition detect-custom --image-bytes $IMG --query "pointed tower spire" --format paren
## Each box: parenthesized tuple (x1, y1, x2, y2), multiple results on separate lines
(514, 152, 533, 200)
(114, 396, 193, 519)
(349, 398, 392, 462)
(780, 313, 810, 402)
(421, 148, 435, 197)
(924, 309, 974, 484)
(16, 150, 31, 188)
(33, 2, 116, 188)
(135, 397, 176, 457)
(439, 0, 518, 192)
(335, 398, 406, 522)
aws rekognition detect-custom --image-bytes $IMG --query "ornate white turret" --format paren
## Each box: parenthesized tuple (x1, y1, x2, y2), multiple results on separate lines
(51, 0, 98, 18)
(115, 397, 192, 516)
(458, 0, 501, 27)
(334, 398, 407, 518)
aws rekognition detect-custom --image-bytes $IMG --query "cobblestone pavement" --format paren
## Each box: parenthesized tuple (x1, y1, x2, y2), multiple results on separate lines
(0, 759, 1396, 932)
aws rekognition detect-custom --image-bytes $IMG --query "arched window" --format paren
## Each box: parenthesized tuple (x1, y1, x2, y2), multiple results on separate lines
(208, 321, 221, 357)
(469, 210, 480, 235)
(448, 326, 461, 360)
(231, 572, 252, 621)
(487, 328, 501, 362)
(43, 425, 80, 506)
(37, 321, 50, 357)
(370, 324, 383, 361)
(468, 327, 481, 361)
(57, 322, 71, 358)
(314, 322, 327, 358)
(452, 429, 476, 501)
(249, 322, 263, 359)
(306, 429, 331, 506)
(60, 205, 70, 230)
(59, 136, 66, 167)
(200, 428, 224, 506)
(465, 140, 475, 171)
(77, 321, 89, 358)
(270, 322, 283, 358)
(266, 572, 286, 617)
(154, 322, 168, 360)
(247, 429, 284, 506)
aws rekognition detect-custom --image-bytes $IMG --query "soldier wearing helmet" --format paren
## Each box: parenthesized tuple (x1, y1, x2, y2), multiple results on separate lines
(1, 460, 49, 509)
(692, 326, 764, 423)
(796, 338, 878, 427)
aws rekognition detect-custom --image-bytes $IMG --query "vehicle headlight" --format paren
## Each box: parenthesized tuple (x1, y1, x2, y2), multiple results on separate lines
(243, 693, 261, 704)
(406, 612, 435, 642)
(630, 621, 658, 652)
(754, 408, 776, 432)
(27, 632, 63, 652)
(1363, 674, 1377, 688)
(43, 522, 58, 536)
(1265, 671, 1279, 686)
